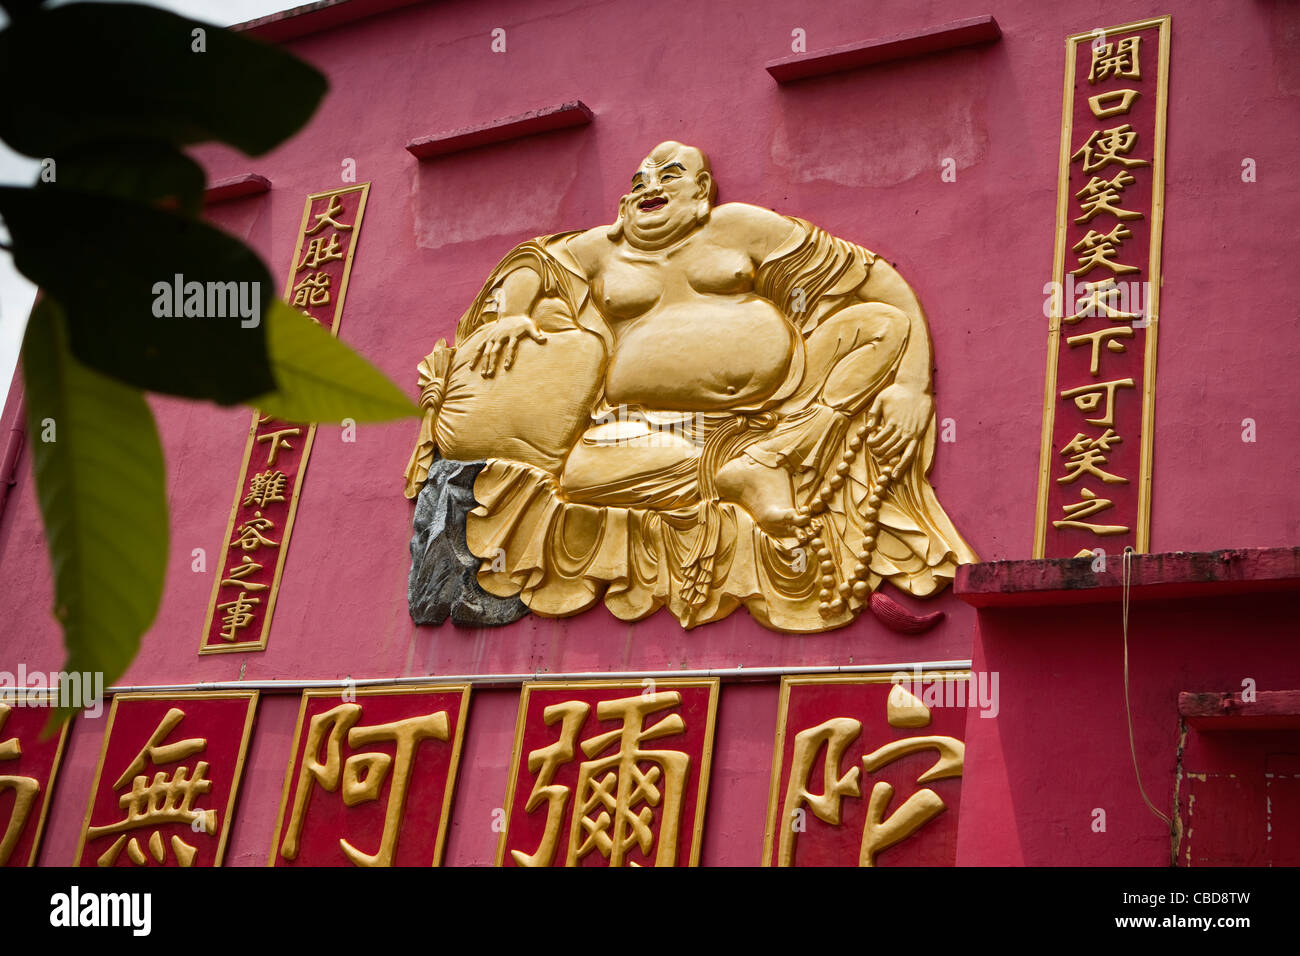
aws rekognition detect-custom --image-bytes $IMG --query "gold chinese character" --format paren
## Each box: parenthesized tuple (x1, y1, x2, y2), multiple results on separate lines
(569, 692, 691, 866)
(1075, 171, 1142, 224)
(84, 708, 215, 866)
(1088, 88, 1140, 118)
(304, 195, 354, 236)
(256, 427, 301, 467)
(230, 512, 279, 551)
(511, 692, 692, 867)
(510, 700, 590, 867)
(219, 555, 267, 592)
(1065, 278, 1144, 324)
(777, 717, 862, 866)
(1053, 487, 1129, 535)
(1071, 225, 1141, 277)
(1066, 327, 1134, 375)
(0, 704, 40, 866)
(279, 703, 450, 866)
(291, 271, 332, 308)
(1060, 378, 1135, 427)
(244, 469, 289, 508)
(858, 731, 964, 867)
(216, 591, 261, 641)
(1088, 36, 1141, 83)
(297, 233, 344, 271)
(1057, 429, 1126, 484)
(1071, 124, 1148, 174)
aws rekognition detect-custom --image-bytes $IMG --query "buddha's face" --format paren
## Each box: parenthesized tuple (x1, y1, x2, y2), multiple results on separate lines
(619, 146, 712, 249)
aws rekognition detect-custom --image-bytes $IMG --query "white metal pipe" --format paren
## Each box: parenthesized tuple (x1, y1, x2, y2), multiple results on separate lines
(103, 660, 974, 695)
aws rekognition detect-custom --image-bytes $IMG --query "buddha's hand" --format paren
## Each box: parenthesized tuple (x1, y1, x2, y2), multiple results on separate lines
(866, 383, 933, 470)
(469, 314, 547, 378)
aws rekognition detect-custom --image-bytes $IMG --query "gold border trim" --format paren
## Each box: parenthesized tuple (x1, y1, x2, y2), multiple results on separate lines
(266, 682, 471, 867)
(1033, 16, 1170, 557)
(73, 690, 259, 867)
(760, 670, 971, 867)
(199, 183, 371, 654)
(494, 678, 721, 867)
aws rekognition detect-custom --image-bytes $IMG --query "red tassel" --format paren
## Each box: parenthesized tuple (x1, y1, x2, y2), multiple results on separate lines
(868, 590, 944, 634)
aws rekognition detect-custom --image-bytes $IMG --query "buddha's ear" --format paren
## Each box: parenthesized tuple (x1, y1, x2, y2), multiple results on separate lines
(695, 170, 715, 202)
(607, 193, 629, 240)
(694, 172, 714, 225)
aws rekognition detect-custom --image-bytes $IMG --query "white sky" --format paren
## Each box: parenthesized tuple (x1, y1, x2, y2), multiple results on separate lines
(0, 0, 299, 420)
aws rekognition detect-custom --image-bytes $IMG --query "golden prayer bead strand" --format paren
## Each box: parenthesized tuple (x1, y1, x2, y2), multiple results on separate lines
(794, 420, 902, 618)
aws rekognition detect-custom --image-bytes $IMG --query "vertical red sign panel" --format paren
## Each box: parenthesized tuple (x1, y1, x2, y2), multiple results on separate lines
(76, 692, 258, 867)
(497, 679, 719, 867)
(200, 183, 370, 653)
(763, 673, 969, 866)
(0, 695, 70, 867)
(268, 685, 470, 867)
(1035, 17, 1170, 558)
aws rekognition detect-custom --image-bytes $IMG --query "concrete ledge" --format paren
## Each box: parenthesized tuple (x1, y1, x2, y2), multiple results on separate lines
(1179, 690, 1300, 731)
(204, 173, 271, 204)
(406, 101, 594, 159)
(766, 15, 1001, 84)
(954, 547, 1300, 608)
(236, 0, 428, 43)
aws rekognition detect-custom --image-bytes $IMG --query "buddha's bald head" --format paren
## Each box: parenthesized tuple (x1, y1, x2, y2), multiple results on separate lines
(636, 142, 717, 202)
(614, 141, 717, 249)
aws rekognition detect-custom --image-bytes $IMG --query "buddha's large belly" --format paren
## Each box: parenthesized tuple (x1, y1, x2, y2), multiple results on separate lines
(605, 297, 795, 410)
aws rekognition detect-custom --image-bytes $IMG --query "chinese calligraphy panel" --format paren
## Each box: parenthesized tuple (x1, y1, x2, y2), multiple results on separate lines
(75, 691, 257, 867)
(269, 685, 470, 867)
(497, 679, 719, 867)
(0, 694, 70, 867)
(1036, 17, 1170, 558)
(199, 183, 370, 653)
(763, 674, 968, 866)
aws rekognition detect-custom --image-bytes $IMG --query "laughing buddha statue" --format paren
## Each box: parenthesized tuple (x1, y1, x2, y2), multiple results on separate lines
(404, 142, 976, 632)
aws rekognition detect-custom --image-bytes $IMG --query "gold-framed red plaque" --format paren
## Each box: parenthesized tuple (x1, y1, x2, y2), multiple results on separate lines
(0, 693, 71, 867)
(199, 183, 370, 654)
(497, 678, 719, 867)
(1035, 16, 1171, 558)
(763, 672, 969, 867)
(268, 684, 470, 867)
(75, 691, 258, 867)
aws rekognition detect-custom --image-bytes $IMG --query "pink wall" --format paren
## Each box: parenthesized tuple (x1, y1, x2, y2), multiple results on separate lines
(2, 0, 1297, 865)
(956, 586, 1300, 866)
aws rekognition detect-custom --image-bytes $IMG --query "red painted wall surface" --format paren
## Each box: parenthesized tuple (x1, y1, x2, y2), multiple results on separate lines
(1, 0, 1297, 866)
(956, 587, 1300, 866)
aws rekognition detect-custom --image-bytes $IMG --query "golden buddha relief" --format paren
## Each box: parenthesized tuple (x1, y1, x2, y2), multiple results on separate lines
(404, 142, 976, 633)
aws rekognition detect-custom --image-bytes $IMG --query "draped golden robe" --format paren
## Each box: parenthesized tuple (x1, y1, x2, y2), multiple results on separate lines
(404, 217, 977, 632)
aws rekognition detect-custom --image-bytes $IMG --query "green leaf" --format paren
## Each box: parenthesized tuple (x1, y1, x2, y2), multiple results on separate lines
(42, 141, 206, 216)
(250, 301, 419, 423)
(22, 301, 168, 732)
(0, 2, 326, 158)
(0, 185, 274, 403)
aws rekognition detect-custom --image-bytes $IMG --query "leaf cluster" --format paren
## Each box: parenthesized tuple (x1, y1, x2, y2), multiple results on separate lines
(0, 2, 416, 730)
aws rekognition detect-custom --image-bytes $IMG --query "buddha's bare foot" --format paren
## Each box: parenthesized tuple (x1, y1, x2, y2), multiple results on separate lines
(715, 455, 797, 537)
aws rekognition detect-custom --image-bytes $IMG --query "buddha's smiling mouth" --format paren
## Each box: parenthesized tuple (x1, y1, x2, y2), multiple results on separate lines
(638, 197, 668, 211)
